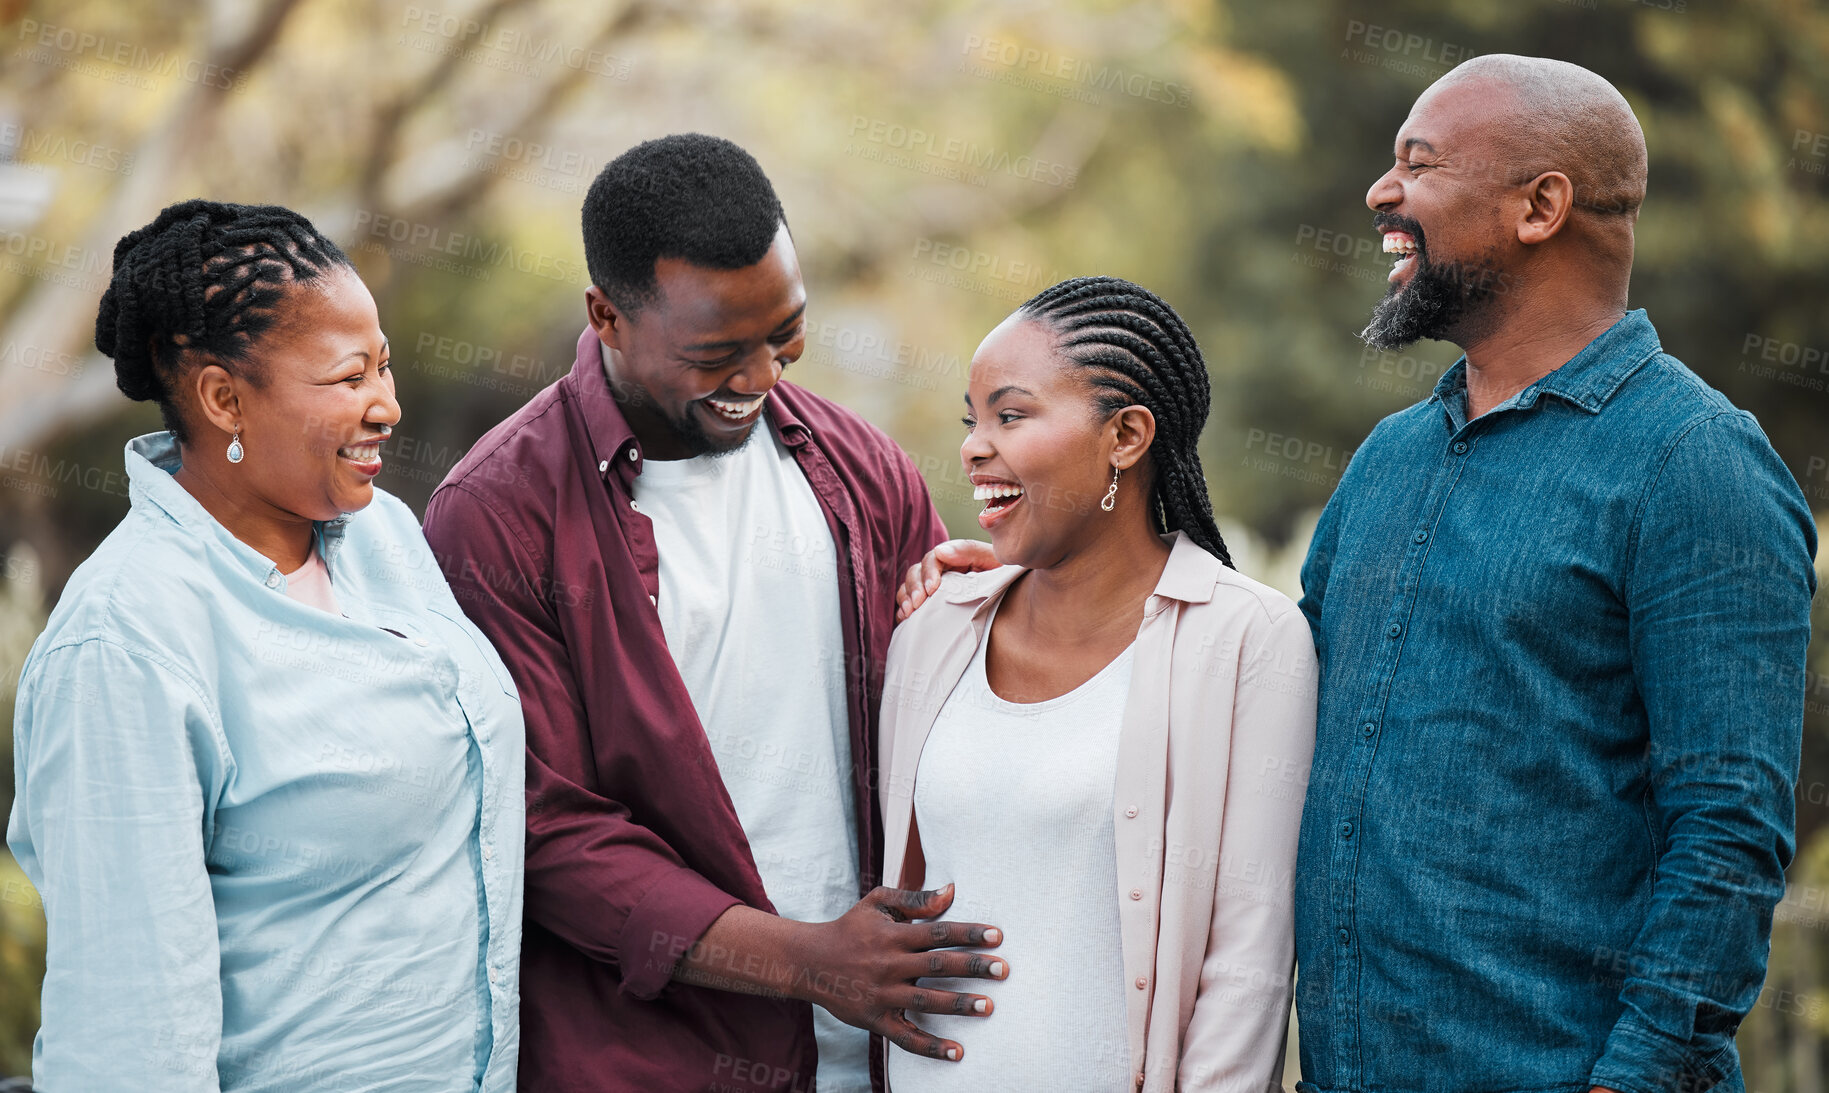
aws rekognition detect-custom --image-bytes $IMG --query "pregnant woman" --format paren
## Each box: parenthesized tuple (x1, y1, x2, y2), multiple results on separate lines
(879, 277, 1316, 1091)
(6, 200, 523, 1092)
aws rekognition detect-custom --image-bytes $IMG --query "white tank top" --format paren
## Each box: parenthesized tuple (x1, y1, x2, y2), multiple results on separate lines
(889, 607, 1136, 1091)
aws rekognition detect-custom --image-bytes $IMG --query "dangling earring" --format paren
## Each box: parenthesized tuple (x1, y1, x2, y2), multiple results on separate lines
(1100, 466, 1120, 512)
(226, 426, 244, 464)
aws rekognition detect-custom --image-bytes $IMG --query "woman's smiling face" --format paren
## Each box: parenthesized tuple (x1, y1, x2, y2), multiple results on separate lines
(960, 314, 1151, 569)
(194, 266, 401, 521)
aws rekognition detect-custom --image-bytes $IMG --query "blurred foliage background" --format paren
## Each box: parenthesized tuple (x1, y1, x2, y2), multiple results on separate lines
(0, 0, 1825, 1083)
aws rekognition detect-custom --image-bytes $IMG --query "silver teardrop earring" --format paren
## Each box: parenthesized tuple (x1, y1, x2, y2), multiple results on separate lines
(1100, 466, 1120, 512)
(226, 426, 244, 464)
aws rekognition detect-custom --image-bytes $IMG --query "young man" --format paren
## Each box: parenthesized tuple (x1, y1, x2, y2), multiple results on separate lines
(423, 135, 1005, 1093)
(1294, 56, 1816, 1092)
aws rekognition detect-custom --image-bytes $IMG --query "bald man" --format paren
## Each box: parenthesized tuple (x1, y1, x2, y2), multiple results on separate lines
(1293, 56, 1817, 1093)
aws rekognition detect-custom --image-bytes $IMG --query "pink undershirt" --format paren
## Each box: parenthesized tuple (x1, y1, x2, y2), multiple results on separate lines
(283, 543, 341, 614)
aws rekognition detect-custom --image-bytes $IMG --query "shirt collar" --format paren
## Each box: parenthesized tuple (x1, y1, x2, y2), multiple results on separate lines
(942, 529, 1222, 612)
(574, 326, 643, 471)
(125, 431, 349, 590)
(1427, 309, 1662, 419)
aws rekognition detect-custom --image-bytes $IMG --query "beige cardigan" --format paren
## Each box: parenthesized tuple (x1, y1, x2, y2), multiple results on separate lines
(879, 531, 1317, 1092)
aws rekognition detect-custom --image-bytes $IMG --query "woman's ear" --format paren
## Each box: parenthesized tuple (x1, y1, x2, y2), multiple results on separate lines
(1109, 404, 1156, 472)
(187, 359, 244, 436)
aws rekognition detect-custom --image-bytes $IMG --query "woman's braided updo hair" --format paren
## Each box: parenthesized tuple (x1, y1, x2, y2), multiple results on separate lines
(95, 198, 352, 444)
(1017, 275, 1232, 567)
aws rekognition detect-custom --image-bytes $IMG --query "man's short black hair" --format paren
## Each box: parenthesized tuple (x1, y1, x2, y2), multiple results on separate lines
(582, 133, 786, 313)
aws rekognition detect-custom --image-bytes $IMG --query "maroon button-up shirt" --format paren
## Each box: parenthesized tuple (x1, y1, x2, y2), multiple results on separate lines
(422, 327, 947, 1093)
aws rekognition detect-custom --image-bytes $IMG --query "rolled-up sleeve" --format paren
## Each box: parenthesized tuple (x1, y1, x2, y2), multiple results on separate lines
(423, 483, 740, 999)
(1589, 411, 1818, 1092)
(1178, 606, 1317, 1090)
(7, 639, 227, 1093)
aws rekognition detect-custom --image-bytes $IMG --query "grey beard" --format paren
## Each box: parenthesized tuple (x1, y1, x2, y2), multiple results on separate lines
(1359, 256, 1504, 351)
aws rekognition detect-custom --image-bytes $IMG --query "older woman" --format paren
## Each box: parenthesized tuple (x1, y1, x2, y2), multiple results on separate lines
(5, 200, 522, 1092)
(880, 277, 1316, 1091)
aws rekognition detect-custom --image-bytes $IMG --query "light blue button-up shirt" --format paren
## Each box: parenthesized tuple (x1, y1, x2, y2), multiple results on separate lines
(7, 432, 524, 1093)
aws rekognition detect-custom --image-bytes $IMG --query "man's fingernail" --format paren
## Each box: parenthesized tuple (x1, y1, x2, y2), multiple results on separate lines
(984, 928, 1001, 944)
(946, 1047, 960, 1061)
(972, 999, 987, 1013)
(990, 961, 1005, 977)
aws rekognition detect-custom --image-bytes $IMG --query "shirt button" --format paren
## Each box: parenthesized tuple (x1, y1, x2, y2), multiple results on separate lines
(598, 460, 609, 473)
(1136, 1075, 1145, 1088)
(627, 448, 638, 461)
(1124, 805, 1138, 818)
(1452, 441, 1469, 455)
(488, 966, 498, 985)
(1129, 888, 1143, 900)
(649, 594, 657, 606)
(415, 638, 429, 648)
(1387, 623, 1402, 639)
(1340, 821, 1354, 839)
(1362, 722, 1376, 738)
(1134, 976, 1147, 990)
(1412, 530, 1428, 544)
(1338, 928, 1350, 946)
(264, 572, 281, 589)
(483, 842, 495, 862)
(630, 500, 641, 512)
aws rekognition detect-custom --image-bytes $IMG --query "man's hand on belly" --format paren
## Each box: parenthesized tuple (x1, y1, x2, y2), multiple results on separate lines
(676, 883, 1006, 1062)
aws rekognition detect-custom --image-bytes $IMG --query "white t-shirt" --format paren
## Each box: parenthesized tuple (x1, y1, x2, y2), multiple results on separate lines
(631, 423, 871, 1093)
(890, 606, 1136, 1092)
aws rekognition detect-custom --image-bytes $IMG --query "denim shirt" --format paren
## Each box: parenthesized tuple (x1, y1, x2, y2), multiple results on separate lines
(7, 432, 524, 1093)
(1293, 311, 1817, 1093)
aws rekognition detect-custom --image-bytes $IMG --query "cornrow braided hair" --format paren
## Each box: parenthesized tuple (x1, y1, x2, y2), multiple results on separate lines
(1018, 275, 1233, 568)
(95, 198, 351, 443)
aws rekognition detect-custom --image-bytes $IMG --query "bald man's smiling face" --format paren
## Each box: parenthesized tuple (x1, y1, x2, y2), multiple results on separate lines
(1360, 79, 1520, 349)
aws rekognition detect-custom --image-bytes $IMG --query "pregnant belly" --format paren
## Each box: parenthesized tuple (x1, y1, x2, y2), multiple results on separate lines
(885, 906, 1133, 1092)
